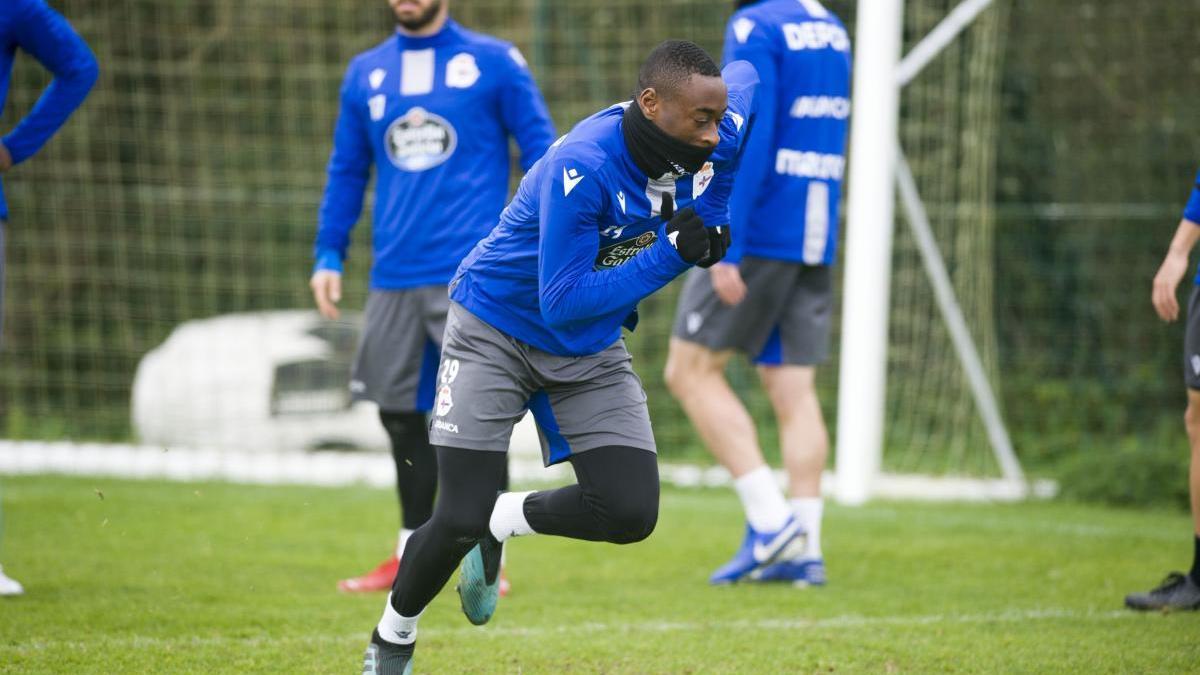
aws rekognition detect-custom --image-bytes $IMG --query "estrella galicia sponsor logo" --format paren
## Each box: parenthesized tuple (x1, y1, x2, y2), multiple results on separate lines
(594, 231, 657, 269)
(433, 419, 459, 434)
(385, 107, 457, 171)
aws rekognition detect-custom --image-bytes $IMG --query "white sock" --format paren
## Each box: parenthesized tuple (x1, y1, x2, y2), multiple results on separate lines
(790, 497, 823, 560)
(395, 528, 415, 559)
(489, 491, 536, 543)
(376, 593, 421, 645)
(733, 466, 790, 533)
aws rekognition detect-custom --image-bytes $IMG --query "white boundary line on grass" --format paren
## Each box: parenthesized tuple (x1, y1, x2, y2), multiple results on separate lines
(5, 608, 1140, 652)
(0, 441, 1057, 502)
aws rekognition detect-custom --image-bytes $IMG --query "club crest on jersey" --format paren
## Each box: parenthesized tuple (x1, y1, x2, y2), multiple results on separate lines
(446, 53, 481, 89)
(594, 231, 657, 269)
(436, 384, 454, 417)
(693, 162, 715, 197)
(385, 107, 457, 171)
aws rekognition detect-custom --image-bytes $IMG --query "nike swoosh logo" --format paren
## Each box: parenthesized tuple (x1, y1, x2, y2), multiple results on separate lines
(563, 167, 584, 196)
(752, 520, 800, 563)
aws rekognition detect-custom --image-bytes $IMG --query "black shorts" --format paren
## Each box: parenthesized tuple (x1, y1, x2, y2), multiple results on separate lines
(1184, 286, 1200, 390)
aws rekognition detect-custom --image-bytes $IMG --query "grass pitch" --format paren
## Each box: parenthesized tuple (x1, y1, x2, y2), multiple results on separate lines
(2, 474, 1199, 673)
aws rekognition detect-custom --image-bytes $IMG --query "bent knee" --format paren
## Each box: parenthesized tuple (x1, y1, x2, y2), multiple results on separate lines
(431, 503, 492, 543)
(601, 501, 659, 545)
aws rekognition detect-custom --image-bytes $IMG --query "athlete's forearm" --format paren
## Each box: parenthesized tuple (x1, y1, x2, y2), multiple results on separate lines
(539, 235, 689, 328)
(1167, 218, 1200, 258)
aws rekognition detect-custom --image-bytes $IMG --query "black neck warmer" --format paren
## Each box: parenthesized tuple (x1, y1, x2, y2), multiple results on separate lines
(622, 101, 714, 178)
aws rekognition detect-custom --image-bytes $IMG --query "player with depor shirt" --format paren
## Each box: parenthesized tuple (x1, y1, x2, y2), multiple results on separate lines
(359, 41, 776, 674)
(665, 0, 850, 587)
(310, 0, 554, 594)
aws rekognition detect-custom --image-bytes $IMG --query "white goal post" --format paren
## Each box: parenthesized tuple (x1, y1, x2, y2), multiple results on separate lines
(835, 0, 1029, 504)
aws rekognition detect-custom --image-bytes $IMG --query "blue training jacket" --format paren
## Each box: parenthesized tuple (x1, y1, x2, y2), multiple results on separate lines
(314, 19, 556, 290)
(450, 61, 760, 357)
(1182, 167, 1200, 285)
(723, 0, 850, 266)
(0, 0, 98, 221)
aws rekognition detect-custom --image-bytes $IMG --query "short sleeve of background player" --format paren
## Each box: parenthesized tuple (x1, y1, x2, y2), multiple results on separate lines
(1184, 167, 1200, 225)
(314, 62, 373, 272)
(2, 0, 99, 165)
(538, 150, 690, 328)
(721, 17, 778, 265)
(498, 46, 557, 171)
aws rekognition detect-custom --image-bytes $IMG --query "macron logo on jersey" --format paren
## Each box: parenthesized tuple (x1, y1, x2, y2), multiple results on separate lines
(733, 17, 756, 44)
(563, 167, 584, 196)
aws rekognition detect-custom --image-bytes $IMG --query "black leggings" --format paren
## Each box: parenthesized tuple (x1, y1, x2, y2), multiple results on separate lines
(391, 444, 659, 616)
(379, 411, 510, 531)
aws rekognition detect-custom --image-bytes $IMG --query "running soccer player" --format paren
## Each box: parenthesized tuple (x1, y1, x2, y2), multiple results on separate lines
(664, 0, 850, 586)
(360, 41, 759, 673)
(0, 0, 99, 598)
(1129, 167, 1200, 611)
(310, 0, 554, 594)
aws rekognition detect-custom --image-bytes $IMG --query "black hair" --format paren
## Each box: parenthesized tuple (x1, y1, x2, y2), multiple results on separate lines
(636, 40, 721, 99)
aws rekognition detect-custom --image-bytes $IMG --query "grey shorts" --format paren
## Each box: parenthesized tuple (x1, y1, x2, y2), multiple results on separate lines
(672, 257, 833, 366)
(1185, 287, 1200, 390)
(427, 301, 656, 465)
(350, 286, 448, 412)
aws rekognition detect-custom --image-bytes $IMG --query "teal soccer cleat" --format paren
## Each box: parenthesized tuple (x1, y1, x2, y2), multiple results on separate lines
(457, 536, 503, 625)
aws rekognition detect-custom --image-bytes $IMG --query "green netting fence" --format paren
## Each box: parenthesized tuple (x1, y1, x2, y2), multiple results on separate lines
(1, 1, 1198, 483)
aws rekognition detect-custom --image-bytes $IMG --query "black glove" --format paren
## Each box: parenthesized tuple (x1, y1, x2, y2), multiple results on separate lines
(660, 193, 709, 264)
(695, 224, 731, 268)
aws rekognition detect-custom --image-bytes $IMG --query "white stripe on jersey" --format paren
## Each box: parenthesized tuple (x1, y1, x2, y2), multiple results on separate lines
(802, 181, 830, 264)
(646, 175, 678, 217)
(798, 0, 830, 18)
(400, 49, 435, 96)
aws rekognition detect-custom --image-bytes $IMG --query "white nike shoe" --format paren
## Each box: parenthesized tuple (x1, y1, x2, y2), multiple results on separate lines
(0, 565, 24, 596)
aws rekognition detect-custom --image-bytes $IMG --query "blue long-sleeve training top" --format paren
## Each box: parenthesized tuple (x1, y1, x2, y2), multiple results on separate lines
(723, 0, 850, 266)
(1182, 167, 1200, 285)
(314, 19, 556, 290)
(450, 61, 760, 357)
(0, 0, 99, 221)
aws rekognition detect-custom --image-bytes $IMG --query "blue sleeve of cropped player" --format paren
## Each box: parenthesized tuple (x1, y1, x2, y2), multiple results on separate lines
(537, 152, 691, 329)
(1184, 168, 1200, 225)
(499, 48, 556, 171)
(2, 0, 99, 165)
(692, 60, 760, 235)
(313, 62, 373, 273)
(721, 22, 776, 265)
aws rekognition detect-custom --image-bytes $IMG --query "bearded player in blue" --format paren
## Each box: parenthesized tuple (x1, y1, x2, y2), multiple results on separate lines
(310, 0, 554, 594)
(0, 0, 99, 598)
(361, 41, 769, 673)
